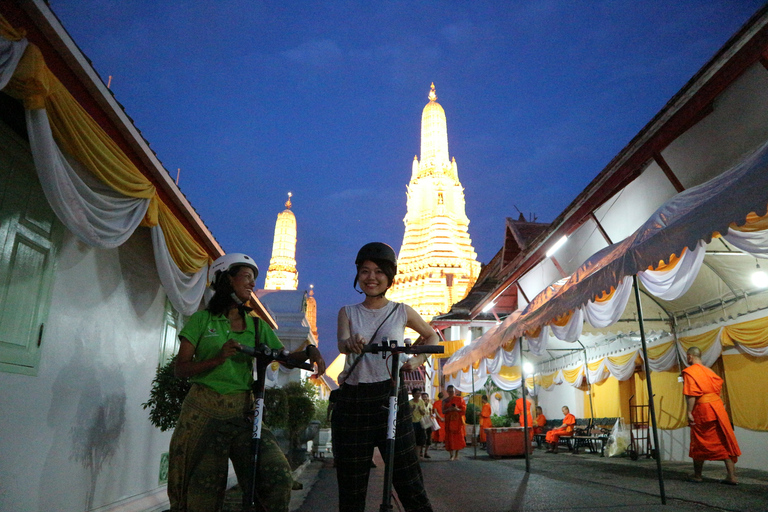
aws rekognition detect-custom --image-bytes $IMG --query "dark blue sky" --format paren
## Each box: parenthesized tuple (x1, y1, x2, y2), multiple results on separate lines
(54, 1, 765, 364)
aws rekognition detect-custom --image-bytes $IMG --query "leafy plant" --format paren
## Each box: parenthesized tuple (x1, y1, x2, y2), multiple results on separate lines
(465, 403, 480, 425)
(142, 356, 190, 432)
(314, 399, 330, 428)
(490, 414, 512, 427)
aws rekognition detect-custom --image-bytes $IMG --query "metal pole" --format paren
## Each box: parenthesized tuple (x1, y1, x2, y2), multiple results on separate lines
(632, 275, 667, 505)
(471, 362, 477, 459)
(520, 337, 530, 472)
(578, 340, 595, 427)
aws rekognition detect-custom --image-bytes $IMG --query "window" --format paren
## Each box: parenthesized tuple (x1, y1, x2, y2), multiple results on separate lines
(0, 119, 61, 375)
(159, 298, 184, 365)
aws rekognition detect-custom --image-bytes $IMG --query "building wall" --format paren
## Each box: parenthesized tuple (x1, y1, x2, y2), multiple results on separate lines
(0, 227, 174, 511)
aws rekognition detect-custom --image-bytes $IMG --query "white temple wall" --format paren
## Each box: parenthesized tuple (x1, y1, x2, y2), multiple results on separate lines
(0, 228, 174, 511)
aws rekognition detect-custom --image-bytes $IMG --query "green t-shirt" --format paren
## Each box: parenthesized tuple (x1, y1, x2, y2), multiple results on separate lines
(179, 310, 283, 395)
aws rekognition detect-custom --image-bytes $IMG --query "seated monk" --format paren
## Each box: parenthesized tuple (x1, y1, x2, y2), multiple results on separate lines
(545, 406, 576, 453)
(533, 406, 547, 435)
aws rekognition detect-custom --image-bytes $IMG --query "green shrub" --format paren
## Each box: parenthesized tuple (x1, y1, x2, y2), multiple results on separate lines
(465, 403, 480, 425)
(490, 414, 512, 427)
(142, 356, 190, 432)
(314, 399, 330, 428)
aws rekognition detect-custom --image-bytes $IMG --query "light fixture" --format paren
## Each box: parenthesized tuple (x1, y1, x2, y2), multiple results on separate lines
(546, 235, 568, 258)
(752, 259, 768, 288)
(482, 301, 496, 313)
(523, 361, 534, 375)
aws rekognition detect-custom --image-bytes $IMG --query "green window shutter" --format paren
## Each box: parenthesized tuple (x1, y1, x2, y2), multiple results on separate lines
(0, 121, 60, 375)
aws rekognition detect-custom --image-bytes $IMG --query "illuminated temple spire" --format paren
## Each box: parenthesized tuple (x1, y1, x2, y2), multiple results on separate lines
(264, 192, 299, 290)
(388, 83, 481, 321)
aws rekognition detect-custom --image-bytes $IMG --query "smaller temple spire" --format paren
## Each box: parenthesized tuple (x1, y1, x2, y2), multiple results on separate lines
(285, 191, 292, 209)
(428, 82, 437, 102)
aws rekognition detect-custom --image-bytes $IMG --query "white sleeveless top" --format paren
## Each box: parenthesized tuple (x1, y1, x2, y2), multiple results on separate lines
(339, 301, 408, 385)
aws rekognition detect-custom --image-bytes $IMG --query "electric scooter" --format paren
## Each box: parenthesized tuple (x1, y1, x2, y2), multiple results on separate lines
(236, 342, 315, 512)
(361, 338, 444, 512)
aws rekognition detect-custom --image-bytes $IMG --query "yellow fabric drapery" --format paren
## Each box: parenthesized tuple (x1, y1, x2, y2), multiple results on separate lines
(723, 353, 768, 431)
(497, 365, 521, 382)
(607, 352, 638, 368)
(551, 310, 573, 327)
(677, 328, 720, 354)
(647, 341, 675, 359)
(1, 22, 209, 273)
(539, 372, 555, 390)
(648, 369, 687, 430)
(433, 339, 464, 359)
(588, 376, 623, 418)
(720, 315, 768, 349)
(561, 366, 583, 384)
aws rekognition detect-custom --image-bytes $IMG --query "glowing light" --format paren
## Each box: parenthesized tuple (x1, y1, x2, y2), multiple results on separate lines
(482, 301, 496, 313)
(752, 262, 768, 288)
(546, 235, 568, 258)
(523, 362, 534, 374)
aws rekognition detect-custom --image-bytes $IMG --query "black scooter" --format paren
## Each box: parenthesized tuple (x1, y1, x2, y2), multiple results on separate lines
(361, 338, 444, 512)
(236, 342, 315, 512)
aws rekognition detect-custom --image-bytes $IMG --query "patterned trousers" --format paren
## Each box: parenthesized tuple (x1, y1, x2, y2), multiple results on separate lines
(168, 384, 293, 512)
(332, 380, 433, 512)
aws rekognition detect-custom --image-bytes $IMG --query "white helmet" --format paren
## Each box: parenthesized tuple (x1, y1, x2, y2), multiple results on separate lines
(208, 253, 259, 287)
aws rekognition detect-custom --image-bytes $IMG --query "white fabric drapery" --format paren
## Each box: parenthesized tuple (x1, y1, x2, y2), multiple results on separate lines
(583, 276, 634, 328)
(637, 241, 707, 300)
(0, 37, 26, 89)
(724, 226, 768, 258)
(0, 35, 210, 318)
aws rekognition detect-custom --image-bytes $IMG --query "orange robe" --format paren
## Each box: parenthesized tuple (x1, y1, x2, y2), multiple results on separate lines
(442, 396, 466, 451)
(682, 363, 741, 462)
(515, 398, 534, 440)
(533, 414, 547, 435)
(545, 413, 575, 444)
(478, 403, 492, 443)
(432, 399, 445, 443)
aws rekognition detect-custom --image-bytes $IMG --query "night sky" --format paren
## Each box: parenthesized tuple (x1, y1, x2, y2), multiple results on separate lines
(52, 1, 765, 366)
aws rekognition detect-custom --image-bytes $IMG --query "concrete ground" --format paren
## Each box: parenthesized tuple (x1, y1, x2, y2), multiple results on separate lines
(225, 445, 768, 511)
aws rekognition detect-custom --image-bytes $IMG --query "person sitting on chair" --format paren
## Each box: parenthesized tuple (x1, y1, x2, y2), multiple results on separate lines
(545, 406, 576, 453)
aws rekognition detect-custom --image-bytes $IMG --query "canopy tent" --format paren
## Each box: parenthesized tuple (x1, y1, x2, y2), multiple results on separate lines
(444, 137, 768, 377)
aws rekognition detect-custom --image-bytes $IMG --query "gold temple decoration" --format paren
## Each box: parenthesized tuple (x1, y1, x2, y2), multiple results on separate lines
(264, 192, 299, 290)
(388, 84, 481, 321)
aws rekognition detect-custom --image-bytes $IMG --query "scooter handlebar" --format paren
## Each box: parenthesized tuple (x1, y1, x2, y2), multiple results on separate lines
(361, 342, 444, 355)
(236, 344, 315, 372)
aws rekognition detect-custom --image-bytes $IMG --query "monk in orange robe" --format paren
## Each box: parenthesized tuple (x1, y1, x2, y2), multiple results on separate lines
(432, 392, 445, 444)
(515, 396, 534, 443)
(545, 406, 575, 453)
(442, 385, 466, 460)
(683, 347, 741, 485)
(533, 406, 547, 435)
(478, 395, 493, 446)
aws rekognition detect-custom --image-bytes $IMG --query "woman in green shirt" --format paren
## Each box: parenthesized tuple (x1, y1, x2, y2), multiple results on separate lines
(167, 253, 325, 512)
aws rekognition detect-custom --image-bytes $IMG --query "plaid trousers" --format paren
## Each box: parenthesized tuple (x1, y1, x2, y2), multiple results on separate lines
(331, 380, 433, 512)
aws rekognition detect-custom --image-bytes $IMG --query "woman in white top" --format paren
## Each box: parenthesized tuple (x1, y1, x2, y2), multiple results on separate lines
(333, 242, 439, 512)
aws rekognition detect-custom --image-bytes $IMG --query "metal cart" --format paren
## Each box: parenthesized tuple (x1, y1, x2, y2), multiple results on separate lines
(628, 394, 652, 460)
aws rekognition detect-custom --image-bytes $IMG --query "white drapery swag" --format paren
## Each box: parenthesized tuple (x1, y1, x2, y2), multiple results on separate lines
(583, 276, 634, 328)
(724, 226, 768, 258)
(0, 36, 209, 317)
(637, 241, 707, 300)
(0, 37, 26, 89)
(150, 226, 208, 316)
(26, 109, 150, 248)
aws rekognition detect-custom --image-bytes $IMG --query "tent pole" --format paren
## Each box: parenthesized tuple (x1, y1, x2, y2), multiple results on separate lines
(471, 363, 477, 459)
(520, 337, 531, 472)
(578, 340, 595, 427)
(632, 275, 667, 505)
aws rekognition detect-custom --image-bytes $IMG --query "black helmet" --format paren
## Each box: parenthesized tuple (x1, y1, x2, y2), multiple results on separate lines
(355, 242, 397, 267)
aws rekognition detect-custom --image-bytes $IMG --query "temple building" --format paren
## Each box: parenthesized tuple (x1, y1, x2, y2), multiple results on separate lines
(263, 192, 299, 290)
(388, 83, 481, 321)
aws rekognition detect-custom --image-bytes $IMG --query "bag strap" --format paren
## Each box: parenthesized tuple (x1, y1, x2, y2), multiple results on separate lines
(341, 302, 401, 383)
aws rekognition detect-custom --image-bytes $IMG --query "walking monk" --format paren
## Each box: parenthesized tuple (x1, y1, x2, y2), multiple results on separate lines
(545, 406, 576, 453)
(682, 347, 741, 485)
(442, 385, 466, 460)
(533, 406, 547, 435)
(478, 395, 493, 447)
(432, 393, 445, 445)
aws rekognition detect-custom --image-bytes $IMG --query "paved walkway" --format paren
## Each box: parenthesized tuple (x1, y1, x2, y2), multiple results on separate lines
(225, 446, 768, 511)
